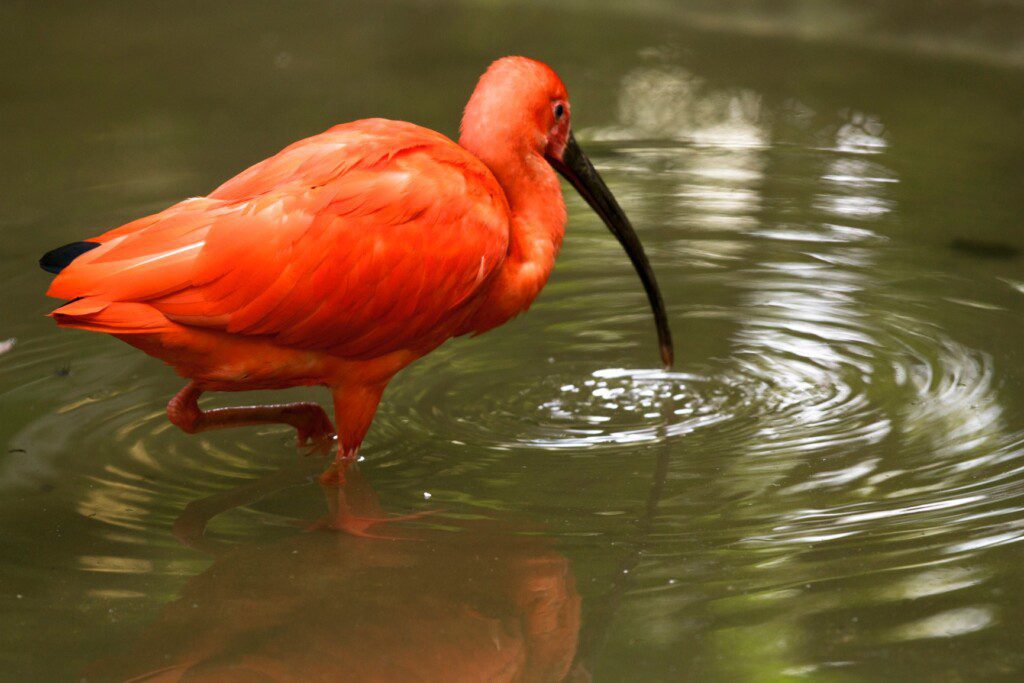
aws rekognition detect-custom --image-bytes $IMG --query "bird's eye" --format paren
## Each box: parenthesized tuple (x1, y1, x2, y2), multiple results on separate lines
(554, 103, 565, 120)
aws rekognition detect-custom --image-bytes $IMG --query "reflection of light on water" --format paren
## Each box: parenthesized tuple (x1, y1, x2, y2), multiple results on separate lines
(945, 529, 1024, 554)
(602, 66, 766, 149)
(782, 458, 879, 494)
(890, 606, 995, 641)
(830, 110, 887, 155)
(87, 589, 147, 600)
(690, 92, 766, 149)
(823, 157, 898, 187)
(897, 335, 1004, 460)
(611, 65, 702, 139)
(883, 566, 989, 600)
(534, 368, 739, 447)
(753, 223, 884, 245)
(816, 193, 890, 218)
(816, 122, 894, 219)
(78, 555, 153, 574)
(729, 255, 890, 465)
(702, 102, 1024, 569)
(727, 111, 890, 464)
(587, 63, 768, 247)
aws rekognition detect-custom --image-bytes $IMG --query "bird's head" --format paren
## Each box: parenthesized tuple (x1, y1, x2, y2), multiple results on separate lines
(461, 56, 674, 369)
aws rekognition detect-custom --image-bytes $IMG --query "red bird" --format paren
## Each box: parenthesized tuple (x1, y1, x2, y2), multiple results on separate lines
(40, 56, 673, 483)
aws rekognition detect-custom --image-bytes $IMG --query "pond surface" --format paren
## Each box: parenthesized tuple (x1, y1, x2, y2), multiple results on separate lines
(3, 1, 1024, 680)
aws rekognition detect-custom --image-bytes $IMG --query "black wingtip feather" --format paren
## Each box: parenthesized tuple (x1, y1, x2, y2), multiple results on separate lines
(39, 241, 101, 274)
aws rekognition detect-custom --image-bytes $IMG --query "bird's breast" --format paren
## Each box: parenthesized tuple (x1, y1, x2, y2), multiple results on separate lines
(456, 214, 565, 337)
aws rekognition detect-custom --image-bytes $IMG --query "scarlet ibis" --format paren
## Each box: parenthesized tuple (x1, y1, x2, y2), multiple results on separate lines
(40, 56, 673, 482)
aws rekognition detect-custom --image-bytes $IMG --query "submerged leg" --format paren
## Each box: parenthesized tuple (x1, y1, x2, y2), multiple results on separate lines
(167, 381, 336, 446)
(308, 467, 434, 539)
(318, 382, 387, 486)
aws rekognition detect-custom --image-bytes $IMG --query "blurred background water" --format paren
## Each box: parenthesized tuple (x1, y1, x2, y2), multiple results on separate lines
(2, 0, 1024, 680)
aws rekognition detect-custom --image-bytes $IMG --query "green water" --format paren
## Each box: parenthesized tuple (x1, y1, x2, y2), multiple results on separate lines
(3, 1, 1024, 680)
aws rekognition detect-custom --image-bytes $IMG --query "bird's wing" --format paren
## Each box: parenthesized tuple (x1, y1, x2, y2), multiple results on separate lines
(48, 120, 510, 356)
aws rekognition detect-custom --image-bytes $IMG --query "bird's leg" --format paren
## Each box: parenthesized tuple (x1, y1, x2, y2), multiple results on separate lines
(317, 382, 387, 486)
(167, 381, 336, 446)
(317, 450, 358, 486)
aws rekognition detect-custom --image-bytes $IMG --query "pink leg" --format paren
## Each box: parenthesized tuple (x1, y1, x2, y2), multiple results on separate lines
(167, 381, 336, 446)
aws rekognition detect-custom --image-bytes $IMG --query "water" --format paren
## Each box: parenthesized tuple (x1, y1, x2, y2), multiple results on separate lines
(3, 1, 1024, 680)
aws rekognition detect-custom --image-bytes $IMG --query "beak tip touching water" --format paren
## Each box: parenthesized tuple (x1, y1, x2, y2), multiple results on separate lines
(660, 340, 674, 371)
(550, 133, 676, 370)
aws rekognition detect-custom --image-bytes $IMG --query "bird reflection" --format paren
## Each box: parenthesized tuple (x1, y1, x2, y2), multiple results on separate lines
(98, 466, 585, 682)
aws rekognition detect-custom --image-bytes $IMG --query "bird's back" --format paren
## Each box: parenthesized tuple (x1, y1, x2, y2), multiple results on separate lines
(45, 119, 512, 359)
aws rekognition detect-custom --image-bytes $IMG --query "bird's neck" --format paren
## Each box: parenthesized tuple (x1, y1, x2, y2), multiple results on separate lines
(459, 141, 567, 333)
(495, 150, 567, 271)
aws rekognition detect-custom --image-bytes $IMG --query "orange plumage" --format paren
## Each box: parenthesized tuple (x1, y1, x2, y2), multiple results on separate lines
(42, 57, 672, 483)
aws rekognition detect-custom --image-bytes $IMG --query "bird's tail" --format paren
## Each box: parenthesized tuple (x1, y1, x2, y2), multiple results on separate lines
(50, 298, 175, 334)
(39, 241, 102, 275)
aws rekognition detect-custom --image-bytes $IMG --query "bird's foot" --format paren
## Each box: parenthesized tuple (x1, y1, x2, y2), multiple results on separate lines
(289, 404, 337, 448)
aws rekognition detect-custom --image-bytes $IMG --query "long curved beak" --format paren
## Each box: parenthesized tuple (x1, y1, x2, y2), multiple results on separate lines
(548, 132, 674, 369)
